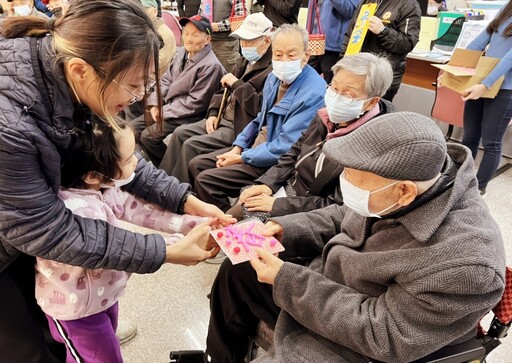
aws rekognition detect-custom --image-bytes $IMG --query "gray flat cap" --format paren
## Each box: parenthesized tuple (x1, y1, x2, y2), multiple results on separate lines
(322, 112, 447, 181)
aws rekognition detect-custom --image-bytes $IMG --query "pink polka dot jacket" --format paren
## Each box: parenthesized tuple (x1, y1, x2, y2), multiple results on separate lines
(35, 188, 207, 320)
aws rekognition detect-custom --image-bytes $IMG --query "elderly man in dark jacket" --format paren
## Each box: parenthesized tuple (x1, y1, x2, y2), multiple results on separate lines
(340, 0, 421, 101)
(193, 112, 506, 363)
(132, 15, 226, 166)
(159, 13, 274, 184)
(230, 53, 395, 220)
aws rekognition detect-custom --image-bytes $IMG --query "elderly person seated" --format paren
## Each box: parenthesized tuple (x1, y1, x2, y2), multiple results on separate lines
(180, 111, 506, 362)
(189, 23, 326, 212)
(229, 53, 396, 221)
(130, 15, 225, 166)
(159, 12, 274, 184)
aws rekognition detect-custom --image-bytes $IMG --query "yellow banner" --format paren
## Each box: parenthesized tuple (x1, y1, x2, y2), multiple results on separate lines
(346, 3, 378, 55)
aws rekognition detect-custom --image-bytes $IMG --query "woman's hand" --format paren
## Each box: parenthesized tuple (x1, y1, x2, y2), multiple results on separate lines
(183, 195, 236, 227)
(165, 221, 220, 265)
(239, 184, 272, 203)
(244, 194, 276, 212)
(462, 84, 488, 101)
(249, 248, 284, 285)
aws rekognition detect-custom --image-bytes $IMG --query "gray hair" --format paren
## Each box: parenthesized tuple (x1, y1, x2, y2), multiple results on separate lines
(271, 23, 309, 52)
(332, 53, 393, 97)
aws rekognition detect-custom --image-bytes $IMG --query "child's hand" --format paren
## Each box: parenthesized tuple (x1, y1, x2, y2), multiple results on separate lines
(183, 195, 236, 226)
(249, 248, 284, 285)
(165, 221, 220, 265)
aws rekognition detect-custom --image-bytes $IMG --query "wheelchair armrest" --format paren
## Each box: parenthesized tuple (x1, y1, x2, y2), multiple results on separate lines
(412, 338, 486, 363)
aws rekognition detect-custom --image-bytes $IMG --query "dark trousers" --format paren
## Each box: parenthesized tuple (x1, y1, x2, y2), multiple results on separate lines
(159, 118, 235, 184)
(130, 114, 190, 167)
(189, 148, 267, 211)
(206, 260, 280, 363)
(0, 254, 66, 363)
(462, 89, 512, 190)
(308, 50, 340, 84)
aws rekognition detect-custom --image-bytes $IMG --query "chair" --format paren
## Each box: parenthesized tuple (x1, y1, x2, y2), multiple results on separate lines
(431, 16, 465, 53)
(431, 70, 465, 141)
(247, 266, 512, 363)
(162, 10, 182, 47)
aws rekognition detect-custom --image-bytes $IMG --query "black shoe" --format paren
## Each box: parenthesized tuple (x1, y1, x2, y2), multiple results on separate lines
(479, 188, 486, 196)
(169, 350, 209, 363)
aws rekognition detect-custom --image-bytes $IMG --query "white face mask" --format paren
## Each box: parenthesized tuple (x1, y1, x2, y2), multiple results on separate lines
(272, 59, 303, 84)
(324, 87, 366, 123)
(339, 172, 399, 218)
(100, 172, 135, 189)
(427, 5, 439, 15)
(14, 4, 31, 16)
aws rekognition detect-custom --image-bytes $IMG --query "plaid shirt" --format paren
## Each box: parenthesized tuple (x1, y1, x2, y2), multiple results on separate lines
(200, 0, 245, 32)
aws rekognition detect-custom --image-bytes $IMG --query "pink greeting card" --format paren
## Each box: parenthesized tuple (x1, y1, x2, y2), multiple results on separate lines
(210, 219, 285, 264)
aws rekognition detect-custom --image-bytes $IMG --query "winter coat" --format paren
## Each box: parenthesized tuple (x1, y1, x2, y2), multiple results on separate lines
(0, 35, 191, 274)
(255, 144, 506, 363)
(207, 46, 273, 135)
(36, 188, 206, 320)
(256, 0, 303, 26)
(340, 0, 421, 89)
(148, 44, 226, 124)
(233, 65, 326, 168)
(256, 99, 395, 216)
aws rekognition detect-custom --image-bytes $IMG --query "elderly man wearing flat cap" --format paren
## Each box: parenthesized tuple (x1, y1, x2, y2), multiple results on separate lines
(186, 112, 506, 363)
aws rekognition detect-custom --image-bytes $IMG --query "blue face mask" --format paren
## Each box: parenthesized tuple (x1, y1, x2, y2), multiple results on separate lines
(241, 47, 262, 62)
(241, 39, 265, 62)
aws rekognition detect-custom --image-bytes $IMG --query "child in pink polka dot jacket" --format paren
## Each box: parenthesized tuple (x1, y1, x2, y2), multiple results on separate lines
(35, 119, 210, 363)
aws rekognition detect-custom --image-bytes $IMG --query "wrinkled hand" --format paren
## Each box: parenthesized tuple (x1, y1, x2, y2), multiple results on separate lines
(183, 195, 236, 227)
(368, 16, 385, 34)
(249, 248, 284, 285)
(462, 84, 487, 101)
(239, 184, 273, 203)
(262, 220, 283, 242)
(221, 73, 239, 88)
(211, 22, 220, 32)
(216, 153, 243, 167)
(244, 194, 276, 212)
(165, 221, 220, 265)
(205, 116, 219, 134)
(150, 106, 160, 122)
(216, 147, 243, 167)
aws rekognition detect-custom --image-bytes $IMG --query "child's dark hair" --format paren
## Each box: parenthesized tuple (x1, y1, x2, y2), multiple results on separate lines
(61, 117, 132, 189)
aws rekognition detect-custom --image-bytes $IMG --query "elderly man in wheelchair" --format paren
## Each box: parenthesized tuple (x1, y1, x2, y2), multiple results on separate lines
(171, 112, 509, 363)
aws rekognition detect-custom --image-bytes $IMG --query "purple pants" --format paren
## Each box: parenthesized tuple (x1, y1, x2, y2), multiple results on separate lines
(46, 303, 122, 363)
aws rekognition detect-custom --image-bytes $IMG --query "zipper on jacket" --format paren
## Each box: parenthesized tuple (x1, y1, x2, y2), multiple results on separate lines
(291, 141, 325, 188)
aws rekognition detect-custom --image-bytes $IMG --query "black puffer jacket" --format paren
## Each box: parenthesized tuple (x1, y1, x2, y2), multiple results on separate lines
(340, 0, 421, 89)
(0, 35, 190, 273)
(256, 99, 395, 216)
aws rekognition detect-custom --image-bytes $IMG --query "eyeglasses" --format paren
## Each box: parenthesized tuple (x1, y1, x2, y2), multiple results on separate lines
(326, 86, 367, 105)
(94, 66, 156, 105)
(111, 78, 157, 105)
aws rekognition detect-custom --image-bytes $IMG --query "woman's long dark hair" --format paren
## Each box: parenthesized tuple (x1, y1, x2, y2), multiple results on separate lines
(0, 0, 163, 130)
(488, 0, 512, 37)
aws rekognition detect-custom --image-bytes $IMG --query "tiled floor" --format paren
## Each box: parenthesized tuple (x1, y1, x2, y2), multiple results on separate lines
(120, 149, 512, 363)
